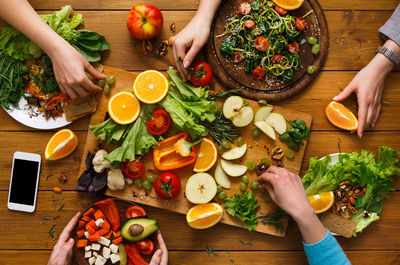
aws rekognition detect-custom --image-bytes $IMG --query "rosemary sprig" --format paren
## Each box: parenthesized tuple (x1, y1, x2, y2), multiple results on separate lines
(258, 209, 288, 232)
(51, 196, 64, 202)
(206, 88, 241, 101)
(205, 244, 217, 256)
(48, 224, 58, 241)
(227, 250, 235, 265)
(239, 240, 252, 245)
(45, 174, 53, 180)
(40, 215, 60, 224)
(337, 138, 342, 154)
(203, 111, 240, 144)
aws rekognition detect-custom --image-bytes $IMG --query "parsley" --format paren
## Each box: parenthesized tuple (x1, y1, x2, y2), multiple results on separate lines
(279, 118, 309, 151)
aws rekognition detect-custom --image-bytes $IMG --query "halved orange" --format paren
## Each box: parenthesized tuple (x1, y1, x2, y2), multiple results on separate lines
(186, 203, 224, 229)
(193, 138, 218, 173)
(45, 129, 78, 160)
(326, 101, 358, 131)
(108, 91, 141, 125)
(272, 0, 304, 10)
(308, 191, 335, 214)
(133, 70, 169, 104)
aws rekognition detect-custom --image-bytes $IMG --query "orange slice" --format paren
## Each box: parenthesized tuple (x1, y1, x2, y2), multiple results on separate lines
(108, 91, 141, 125)
(326, 101, 358, 131)
(272, 0, 304, 10)
(193, 138, 218, 173)
(45, 129, 78, 160)
(186, 203, 224, 229)
(133, 70, 169, 104)
(308, 191, 335, 214)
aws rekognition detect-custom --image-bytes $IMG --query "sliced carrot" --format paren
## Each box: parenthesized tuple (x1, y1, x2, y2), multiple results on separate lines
(98, 228, 108, 236)
(77, 239, 88, 248)
(76, 230, 85, 238)
(102, 220, 111, 231)
(85, 220, 97, 230)
(104, 230, 113, 239)
(88, 232, 101, 242)
(94, 209, 106, 220)
(112, 230, 121, 238)
(112, 236, 123, 244)
(81, 216, 91, 222)
(87, 225, 96, 236)
(78, 220, 85, 229)
(83, 208, 95, 216)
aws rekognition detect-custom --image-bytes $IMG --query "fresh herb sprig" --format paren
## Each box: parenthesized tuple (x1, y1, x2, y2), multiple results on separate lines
(205, 244, 217, 256)
(207, 89, 241, 101)
(227, 250, 235, 265)
(203, 111, 240, 144)
(41, 216, 60, 224)
(279, 118, 309, 151)
(258, 209, 288, 232)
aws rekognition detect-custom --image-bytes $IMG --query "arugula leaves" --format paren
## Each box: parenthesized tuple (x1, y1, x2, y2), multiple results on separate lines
(279, 118, 309, 151)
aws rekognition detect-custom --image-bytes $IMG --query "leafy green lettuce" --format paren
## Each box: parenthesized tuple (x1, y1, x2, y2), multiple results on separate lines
(350, 211, 379, 236)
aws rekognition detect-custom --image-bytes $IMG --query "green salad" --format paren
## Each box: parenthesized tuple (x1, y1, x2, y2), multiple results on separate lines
(219, 0, 312, 81)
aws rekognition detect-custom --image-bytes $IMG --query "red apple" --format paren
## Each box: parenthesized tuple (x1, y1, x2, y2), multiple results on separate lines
(127, 4, 163, 40)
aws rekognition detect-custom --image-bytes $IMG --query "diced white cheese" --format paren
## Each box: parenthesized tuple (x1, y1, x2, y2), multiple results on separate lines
(102, 247, 111, 259)
(95, 218, 104, 227)
(91, 243, 101, 251)
(110, 253, 120, 264)
(88, 257, 96, 265)
(98, 236, 110, 246)
(109, 244, 118, 253)
(95, 255, 107, 265)
(93, 252, 98, 257)
(85, 245, 91, 251)
(84, 251, 92, 258)
(84, 231, 89, 239)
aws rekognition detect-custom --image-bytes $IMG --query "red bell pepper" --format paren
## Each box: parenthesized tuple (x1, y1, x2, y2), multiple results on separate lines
(125, 243, 148, 265)
(135, 238, 154, 255)
(94, 199, 120, 231)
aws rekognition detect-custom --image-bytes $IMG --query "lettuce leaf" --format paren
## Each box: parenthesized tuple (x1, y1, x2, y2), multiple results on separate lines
(350, 211, 379, 236)
(167, 67, 208, 100)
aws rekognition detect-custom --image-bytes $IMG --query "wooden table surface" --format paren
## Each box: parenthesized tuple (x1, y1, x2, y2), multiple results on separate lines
(1, 1, 400, 264)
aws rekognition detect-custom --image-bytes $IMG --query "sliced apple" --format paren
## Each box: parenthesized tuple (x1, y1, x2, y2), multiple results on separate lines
(254, 106, 273, 123)
(185, 173, 217, 204)
(255, 121, 276, 140)
(223, 96, 243, 119)
(232, 106, 254, 127)
(214, 163, 231, 189)
(221, 144, 247, 160)
(265, 112, 287, 135)
(220, 159, 247, 177)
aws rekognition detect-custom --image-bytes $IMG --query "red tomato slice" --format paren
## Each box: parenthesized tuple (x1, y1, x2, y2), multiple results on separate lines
(274, 6, 287, 15)
(287, 41, 299, 53)
(146, 109, 171, 135)
(295, 17, 307, 30)
(189, 61, 213, 87)
(244, 20, 255, 29)
(135, 238, 154, 255)
(238, 2, 251, 15)
(251, 66, 266, 80)
(125, 205, 147, 219)
(271, 54, 284, 64)
(120, 160, 145, 180)
(254, 36, 269, 51)
(231, 51, 244, 63)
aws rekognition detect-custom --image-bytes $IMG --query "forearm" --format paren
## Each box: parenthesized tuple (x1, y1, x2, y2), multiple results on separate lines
(194, 0, 222, 26)
(294, 213, 327, 244)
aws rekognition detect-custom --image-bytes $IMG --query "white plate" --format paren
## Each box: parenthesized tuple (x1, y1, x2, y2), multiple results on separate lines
(3, 95, 71, 130)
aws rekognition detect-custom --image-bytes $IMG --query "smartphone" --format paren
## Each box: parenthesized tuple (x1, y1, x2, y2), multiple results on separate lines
(7, 151, 41, 213)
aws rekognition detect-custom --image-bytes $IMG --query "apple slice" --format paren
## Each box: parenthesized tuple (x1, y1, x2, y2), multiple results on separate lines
(232, 106, 254, 127)
(220, 159, 247, 177)
(185, 173, 217, 204)
(214, 163, 231, 189)
(223, 96, 243, 119)
(265, 112, 287, 135)
(254, 106, 273, 123)
(221, 144, 247, 160)
(255, 121, 276, 140)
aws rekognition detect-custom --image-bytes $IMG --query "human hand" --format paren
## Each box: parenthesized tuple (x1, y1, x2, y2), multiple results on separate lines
(49, 42, 105, 99)
(333, 54, 393, 137)
(149, 231, 168, 265)
(48, 212, 81, 265)
(257, 166, 314, 222)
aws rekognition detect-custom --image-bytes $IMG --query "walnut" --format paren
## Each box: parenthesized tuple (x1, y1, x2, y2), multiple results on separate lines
(271, 147, 284, 160)
(141, 40, 153, 55)
(155, 40, 169, 57)
(57, 171, 68, 184)
(170, 22, 176, 33)
(256, 162, 268, 176)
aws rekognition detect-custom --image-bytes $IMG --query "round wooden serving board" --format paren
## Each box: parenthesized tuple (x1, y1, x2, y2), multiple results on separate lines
(205, 0, 329, 101)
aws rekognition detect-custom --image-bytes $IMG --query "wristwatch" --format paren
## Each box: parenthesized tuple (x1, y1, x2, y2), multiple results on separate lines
(376, 46, 400, 66)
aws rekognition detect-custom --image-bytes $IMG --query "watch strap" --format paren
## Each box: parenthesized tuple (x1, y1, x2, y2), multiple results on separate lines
(376, 46, 400, 66)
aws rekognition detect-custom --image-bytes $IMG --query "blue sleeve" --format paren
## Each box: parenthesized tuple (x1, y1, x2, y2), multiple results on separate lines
(303, 229, 351, 265)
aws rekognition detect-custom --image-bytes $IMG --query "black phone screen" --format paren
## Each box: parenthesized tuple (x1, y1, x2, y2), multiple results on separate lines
(9, 159, 40, 206)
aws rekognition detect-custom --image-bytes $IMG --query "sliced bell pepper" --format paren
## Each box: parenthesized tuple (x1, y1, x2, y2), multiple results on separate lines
(153, 132, 197, 171)
(94, 199, 120, 231)
(125, 243, 148, 265)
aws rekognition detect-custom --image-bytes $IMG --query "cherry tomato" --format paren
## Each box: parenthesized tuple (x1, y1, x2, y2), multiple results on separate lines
(189, 61, 213, 87)
(154, 172, 181, 200)
(135, 239, 154, 255)
(238, 2, 251, 15)
(271, 54, 284, 64)
(287, 41, 299, 53)
(254, 36, 269, 51)
(125, 205, 147, 219)
(244, 20, 255, 29)
(120, 160, 145, 180)
(274, 6, 287, 15)
(231, 51, 244, 63)
(146, 109, 171, 135)
(251, 66, 266, 80)
(295, 17, 307, 30)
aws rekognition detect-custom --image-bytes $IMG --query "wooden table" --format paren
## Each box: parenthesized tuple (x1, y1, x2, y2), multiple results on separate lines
(1, 1, 400, 264)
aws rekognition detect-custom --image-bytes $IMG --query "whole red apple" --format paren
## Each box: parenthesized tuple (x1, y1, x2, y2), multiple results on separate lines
(127, 4, 163, 40)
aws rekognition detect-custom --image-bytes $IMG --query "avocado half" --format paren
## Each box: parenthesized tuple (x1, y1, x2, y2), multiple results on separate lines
(121, 218, 159, 242)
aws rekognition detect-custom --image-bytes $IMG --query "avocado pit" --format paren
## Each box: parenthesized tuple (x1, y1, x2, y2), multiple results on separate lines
(129, 224, 144, 236)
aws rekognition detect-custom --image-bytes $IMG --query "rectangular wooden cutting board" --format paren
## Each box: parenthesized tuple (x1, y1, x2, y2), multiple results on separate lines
(79, 66, 312, 237)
